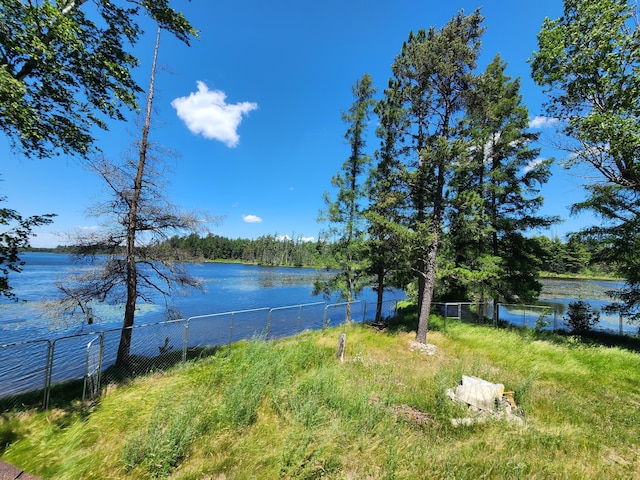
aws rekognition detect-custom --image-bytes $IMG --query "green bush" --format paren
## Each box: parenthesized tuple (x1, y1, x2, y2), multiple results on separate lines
(564, 299, 600, 332)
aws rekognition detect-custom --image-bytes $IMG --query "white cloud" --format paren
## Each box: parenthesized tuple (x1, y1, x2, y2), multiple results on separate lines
(300, 236, 315, 243)
(529, 116, 559, 129)
(242, 214, 262, 223)
(171, 81, 258, 147)
(524, 157, 546, 173)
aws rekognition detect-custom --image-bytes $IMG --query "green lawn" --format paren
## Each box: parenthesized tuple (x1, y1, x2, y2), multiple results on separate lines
(1, 317, 639, 479)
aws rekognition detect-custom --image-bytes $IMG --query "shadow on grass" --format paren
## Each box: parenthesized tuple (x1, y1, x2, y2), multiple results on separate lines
(374, 302, 446, 334)
(526, 327, 640, 353)
(381, 300, 640, 354)
(0, 345, 224, 415)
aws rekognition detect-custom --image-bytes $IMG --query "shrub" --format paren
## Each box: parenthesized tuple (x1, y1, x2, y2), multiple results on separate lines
(564, 300, 600, 332)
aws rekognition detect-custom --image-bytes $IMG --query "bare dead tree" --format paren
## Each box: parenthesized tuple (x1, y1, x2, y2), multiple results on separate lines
(55, 27, 216, 366)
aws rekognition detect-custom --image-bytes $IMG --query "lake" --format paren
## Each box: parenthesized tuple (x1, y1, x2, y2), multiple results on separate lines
(0, 253, 634, 402)
(1, 254, 634, 344)
(500, 277, 633, 335)
(0, 252, 406, 345)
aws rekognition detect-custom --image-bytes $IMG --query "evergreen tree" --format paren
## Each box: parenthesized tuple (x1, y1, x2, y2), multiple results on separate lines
(447, 55, 557, 317)
(316, 74, 376, 320)
(366, 79, 411, 323)
(391, 10, 484, 344)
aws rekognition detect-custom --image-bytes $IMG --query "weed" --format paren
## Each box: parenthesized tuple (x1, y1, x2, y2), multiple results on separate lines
(122, 394, 204, 478)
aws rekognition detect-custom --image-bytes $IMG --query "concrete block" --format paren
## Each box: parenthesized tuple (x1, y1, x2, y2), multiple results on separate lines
(452, 375, 504, 411)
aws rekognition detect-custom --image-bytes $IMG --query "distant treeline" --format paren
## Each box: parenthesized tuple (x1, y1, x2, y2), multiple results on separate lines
(534, 235, 614, 278)
(164, 233, 332, 268)
(27, 232, 614, 278)
(24, 233, 333, 268)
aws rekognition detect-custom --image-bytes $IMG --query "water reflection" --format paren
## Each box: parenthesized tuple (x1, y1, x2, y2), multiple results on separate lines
(539, 278, 621, 302)
(537, 278, 633, 334)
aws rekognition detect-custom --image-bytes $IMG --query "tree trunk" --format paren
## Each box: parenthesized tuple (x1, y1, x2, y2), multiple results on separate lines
(374, 267, 385, 323)
(416, 235, 438, 344)
(115, 27, 161, 367)
(116, 271, 137, 366)
(416, 156, 445, 345)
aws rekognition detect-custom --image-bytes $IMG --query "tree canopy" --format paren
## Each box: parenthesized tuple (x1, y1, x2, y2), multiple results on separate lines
(0, 0, 197, 159)
(531, 0, 640, 323)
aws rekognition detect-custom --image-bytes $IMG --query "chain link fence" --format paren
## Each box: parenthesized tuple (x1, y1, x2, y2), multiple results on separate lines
(0, 299, 400, 413)
(3, 297, 635, 413)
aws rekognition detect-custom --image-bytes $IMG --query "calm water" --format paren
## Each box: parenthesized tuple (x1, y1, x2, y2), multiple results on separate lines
(0, 252, 405, 345)
(0, 254, 633, 399)
(0, 253, 632, 345)
(516, 277, 631, 334)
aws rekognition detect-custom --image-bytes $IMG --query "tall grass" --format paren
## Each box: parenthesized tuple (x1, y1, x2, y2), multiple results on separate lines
(1, 320, 639, 479)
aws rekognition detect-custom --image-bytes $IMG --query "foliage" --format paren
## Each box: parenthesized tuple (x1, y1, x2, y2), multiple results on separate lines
(163, 232, 328, 267)
(388, 10, 485, 343)
(0, 0, 196, 159)
(445, 54, 556, 304)
(366, 78, 412, 322)
(2, 323, 640, 479)
(531, 0, 640, 323)
(534, 234, 615, 277)
(0, 196, 55, 300)
(564, 299, 601, 332)
(316, 74, 376, 316)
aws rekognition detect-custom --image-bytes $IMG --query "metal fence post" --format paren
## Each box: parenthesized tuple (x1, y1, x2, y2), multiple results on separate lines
(41, 340, 53, 410)
(97, 334, 104, 394)
(323, 305, 329, 331)
(266, 309, 273, 340)
(620, 314, 623, 335)
(228, 312, 235, 356)
(44, 340, 55, 410)
(182, 319, 190, 363)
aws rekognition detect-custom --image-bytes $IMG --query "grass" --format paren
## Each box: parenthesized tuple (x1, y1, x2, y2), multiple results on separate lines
(1, 315, 640, 479)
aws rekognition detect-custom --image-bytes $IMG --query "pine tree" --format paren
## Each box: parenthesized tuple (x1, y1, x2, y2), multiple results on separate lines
(366, 79, 411, 323)
(391, 10, 484, 344)
(447, 55, 557, 317)
(316, 74, 376, 321)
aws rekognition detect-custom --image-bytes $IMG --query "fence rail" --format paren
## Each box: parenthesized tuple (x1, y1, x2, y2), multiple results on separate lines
(2, 297, 636, 412)
(0, 299, 400, 412)
(432, 301, 636, 336)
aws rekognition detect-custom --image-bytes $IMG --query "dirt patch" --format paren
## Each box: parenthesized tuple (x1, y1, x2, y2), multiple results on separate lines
(391, 403, 437, 426)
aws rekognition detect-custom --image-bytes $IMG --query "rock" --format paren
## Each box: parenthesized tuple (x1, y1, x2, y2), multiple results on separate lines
(447, 375, 524, 426)
(409, 341, 437, 355)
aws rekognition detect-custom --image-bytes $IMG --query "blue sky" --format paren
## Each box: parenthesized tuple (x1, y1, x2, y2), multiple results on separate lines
(2, 0, 596, 248)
